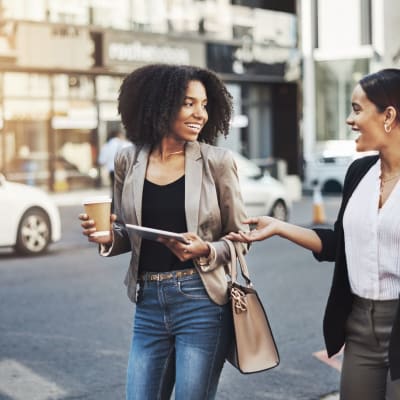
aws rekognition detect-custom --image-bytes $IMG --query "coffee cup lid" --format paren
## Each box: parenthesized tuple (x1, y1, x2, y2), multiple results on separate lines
(83, 196, 112, 205)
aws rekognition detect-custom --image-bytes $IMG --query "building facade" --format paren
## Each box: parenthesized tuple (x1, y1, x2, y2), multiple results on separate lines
(0, 0, 300, 191)
(301, 0, 400, 163)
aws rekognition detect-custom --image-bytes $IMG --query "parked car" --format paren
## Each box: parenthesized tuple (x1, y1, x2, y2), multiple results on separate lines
(304, 154, 354, 193)
(303, 141, 377, 194)
(4, 155, 98, 191)
(232, 151, 291, 221)
(0, 173, 61, 255)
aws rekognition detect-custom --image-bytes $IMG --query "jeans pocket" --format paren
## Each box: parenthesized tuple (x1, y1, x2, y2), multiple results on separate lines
(178, 278, 209, 300)
(136, 281, 145, 303)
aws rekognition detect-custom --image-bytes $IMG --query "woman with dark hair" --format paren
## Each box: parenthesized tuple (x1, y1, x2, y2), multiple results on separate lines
(79, 64, 248, 399)
(227, 69, 400, 400)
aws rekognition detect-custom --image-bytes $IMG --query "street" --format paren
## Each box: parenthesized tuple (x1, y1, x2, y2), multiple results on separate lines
(0, 195, 343, 400)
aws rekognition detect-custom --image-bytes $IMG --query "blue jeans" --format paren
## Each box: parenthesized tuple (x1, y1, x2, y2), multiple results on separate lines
(126, 272, 233, 400)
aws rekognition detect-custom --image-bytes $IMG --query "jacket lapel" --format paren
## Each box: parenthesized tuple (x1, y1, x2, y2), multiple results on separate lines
(185, 142, 203, 233)
(132, 144, 150, 225)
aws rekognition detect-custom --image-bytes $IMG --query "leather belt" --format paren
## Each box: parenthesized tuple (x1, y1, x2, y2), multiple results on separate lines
(139, 267, 198, 282)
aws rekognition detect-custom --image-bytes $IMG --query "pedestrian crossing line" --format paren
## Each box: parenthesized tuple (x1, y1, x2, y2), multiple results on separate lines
(0, 359, 67, 400)
(320, 394, 339, 400)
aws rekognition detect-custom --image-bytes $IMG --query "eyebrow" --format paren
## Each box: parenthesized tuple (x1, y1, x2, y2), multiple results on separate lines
(185, 96, 208, 102)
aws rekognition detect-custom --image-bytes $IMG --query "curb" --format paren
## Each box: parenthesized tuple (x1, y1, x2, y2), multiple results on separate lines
(50, 188, 110, 207)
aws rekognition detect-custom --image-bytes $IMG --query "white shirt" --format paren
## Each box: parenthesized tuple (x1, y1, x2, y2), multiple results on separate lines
(343, 159, 400, 300)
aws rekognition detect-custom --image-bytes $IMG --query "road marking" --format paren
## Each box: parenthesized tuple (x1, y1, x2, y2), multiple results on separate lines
(321, 394, 339, 400)
(312, 348, 344, 372)
(0, 359, 67, 400)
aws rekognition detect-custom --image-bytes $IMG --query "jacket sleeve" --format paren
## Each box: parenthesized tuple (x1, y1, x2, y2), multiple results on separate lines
(198, 149, 249, 272)
(312, 225, 339, 262)
(99, 147, 132, 257)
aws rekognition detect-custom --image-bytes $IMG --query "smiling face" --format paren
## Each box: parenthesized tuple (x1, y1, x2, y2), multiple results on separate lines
(346, 84, 387, 152)
(169, 80, 208, 143)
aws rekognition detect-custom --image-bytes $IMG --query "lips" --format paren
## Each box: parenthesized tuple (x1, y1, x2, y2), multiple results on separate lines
(185, 123, 202, 131)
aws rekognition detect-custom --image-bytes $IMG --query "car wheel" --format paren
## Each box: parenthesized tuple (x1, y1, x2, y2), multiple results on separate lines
(322, 180, 343, 194)
(270, 200, 288, 221)
(15, 208, 51, 255)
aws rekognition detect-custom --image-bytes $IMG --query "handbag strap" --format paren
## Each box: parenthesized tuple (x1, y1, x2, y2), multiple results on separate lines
(223, 238, 252, 287)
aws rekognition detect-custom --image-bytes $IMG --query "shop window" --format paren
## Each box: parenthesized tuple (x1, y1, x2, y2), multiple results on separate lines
(52, 74, 98, 191)
(2, 0, 47, 21)
(315, 59, 369, 141)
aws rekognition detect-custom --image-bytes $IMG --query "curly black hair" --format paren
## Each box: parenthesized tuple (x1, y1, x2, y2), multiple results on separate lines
(117, 64, 233, 146)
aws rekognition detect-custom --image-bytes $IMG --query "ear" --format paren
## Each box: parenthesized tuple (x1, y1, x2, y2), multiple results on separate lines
(384, 106, 397, 125)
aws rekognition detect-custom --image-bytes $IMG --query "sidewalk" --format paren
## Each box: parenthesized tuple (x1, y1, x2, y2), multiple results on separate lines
(50, 187, 110, 207)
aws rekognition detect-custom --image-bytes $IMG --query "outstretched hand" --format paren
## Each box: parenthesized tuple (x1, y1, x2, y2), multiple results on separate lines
(225, 216, 282, 243)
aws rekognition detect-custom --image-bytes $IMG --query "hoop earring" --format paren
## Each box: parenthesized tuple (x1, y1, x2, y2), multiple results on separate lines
(384, 123, 392, 133)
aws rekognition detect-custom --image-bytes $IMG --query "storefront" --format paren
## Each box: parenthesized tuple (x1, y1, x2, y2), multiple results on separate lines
(207, 40, 301, 175)
(0, 21, 206, 191)
(0, 11, 300, 190)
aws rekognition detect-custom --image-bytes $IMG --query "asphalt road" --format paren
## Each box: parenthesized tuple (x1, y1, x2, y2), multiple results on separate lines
(0, 195, 343, 400)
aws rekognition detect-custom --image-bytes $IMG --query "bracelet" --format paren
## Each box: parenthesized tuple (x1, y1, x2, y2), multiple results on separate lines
(197, 242, 216, 266)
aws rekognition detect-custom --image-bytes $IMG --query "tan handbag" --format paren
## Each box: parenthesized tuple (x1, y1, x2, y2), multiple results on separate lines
(224, 239, 280, 374)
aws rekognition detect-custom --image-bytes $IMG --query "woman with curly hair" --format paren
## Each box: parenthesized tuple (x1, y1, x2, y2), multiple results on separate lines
(79, 64, 248, 399)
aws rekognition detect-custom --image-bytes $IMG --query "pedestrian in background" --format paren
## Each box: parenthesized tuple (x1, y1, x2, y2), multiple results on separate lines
(227, 69, 400, 400)
(79, 64, 248, 399)
(98, 129, 131, 191)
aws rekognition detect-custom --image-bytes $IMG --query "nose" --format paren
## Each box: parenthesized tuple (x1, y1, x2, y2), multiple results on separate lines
(193, 104, 207, 119)
(346, 111, 354, 126)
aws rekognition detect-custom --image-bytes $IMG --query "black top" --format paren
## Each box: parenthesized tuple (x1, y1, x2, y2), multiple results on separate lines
(138, 175, 194, 273)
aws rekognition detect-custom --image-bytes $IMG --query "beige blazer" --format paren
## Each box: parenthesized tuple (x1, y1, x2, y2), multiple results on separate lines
(102, 140, 248, 305)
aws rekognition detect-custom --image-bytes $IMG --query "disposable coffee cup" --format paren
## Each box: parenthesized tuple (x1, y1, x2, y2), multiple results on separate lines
(83, 196, 112, 237)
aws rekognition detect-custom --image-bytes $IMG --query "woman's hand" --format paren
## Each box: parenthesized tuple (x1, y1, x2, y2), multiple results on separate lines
(158, 232, 210, 262)
(225, 216, 283, 243)
(78, 213, 117, 245)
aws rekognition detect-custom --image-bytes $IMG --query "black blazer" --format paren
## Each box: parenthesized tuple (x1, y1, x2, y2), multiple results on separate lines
(312, 155, 400, 380)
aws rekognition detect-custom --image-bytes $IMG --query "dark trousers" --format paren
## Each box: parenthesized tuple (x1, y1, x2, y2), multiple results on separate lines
(341, 295, 400, 400)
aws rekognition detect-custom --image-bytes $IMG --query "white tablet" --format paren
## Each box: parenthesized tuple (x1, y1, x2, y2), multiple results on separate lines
(125, 224, 189, 243)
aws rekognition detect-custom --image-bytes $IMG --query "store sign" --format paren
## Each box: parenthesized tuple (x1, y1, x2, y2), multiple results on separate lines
(15, 22, 95, 70)
(207, 41, 300, 81)
(103, 32, 205, 71)
(108, 41, 190, 65)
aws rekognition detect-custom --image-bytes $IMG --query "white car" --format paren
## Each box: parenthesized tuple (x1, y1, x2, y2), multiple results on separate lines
(0, 174, 61, 255)
(232, 151, 291, 221)
(304, 154, 353, 193)
(303, 141, 377, 193)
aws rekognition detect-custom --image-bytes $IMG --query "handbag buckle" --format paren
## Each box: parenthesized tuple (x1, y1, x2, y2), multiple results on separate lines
(231, 286, 247, 314)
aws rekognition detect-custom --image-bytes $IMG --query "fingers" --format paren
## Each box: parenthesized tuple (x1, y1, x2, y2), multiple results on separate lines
(225, 231, 252, 243)
(78, 213, 88, 221)
(158, 236, 195, 261)
(242, 217, 260, 224)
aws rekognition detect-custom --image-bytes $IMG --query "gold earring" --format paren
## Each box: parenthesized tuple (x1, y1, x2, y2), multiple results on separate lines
(384, 123, 392, 133)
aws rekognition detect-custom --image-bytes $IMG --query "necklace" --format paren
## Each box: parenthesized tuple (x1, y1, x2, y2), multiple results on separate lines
(166, 150, 184, 157)
(379, 172, 400, 202)
(380, 173, 400, 184)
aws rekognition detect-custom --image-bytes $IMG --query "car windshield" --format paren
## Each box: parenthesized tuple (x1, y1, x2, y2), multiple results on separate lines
(231, 152, 264, 179)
